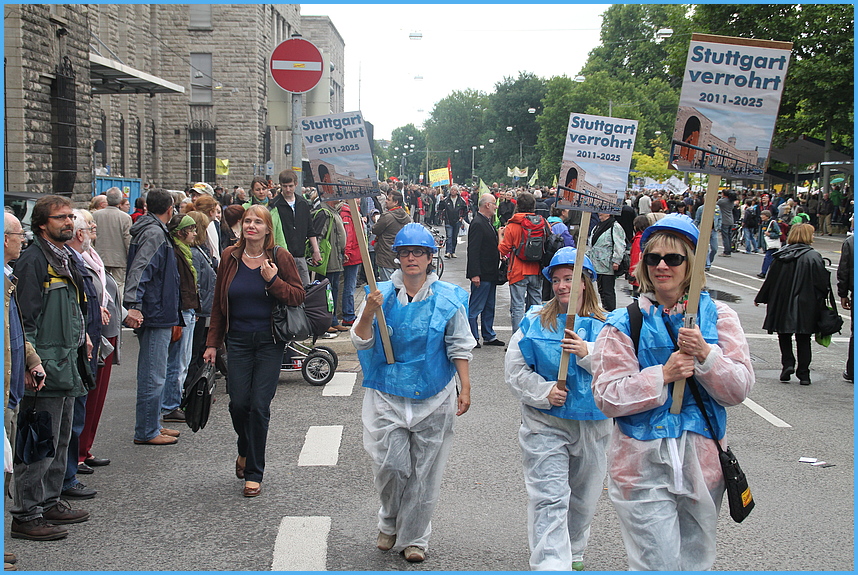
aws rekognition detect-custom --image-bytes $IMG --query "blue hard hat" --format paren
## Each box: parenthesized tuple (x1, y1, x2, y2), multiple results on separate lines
(392, 223, 438, 253)
(542, 247, 597, 281)
(640, 213, 699, 248)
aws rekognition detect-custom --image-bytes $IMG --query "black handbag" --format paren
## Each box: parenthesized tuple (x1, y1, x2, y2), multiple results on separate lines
(495, 258, 509, 285)
(271, 246, 313, 342)
(817, 284, 844, 337)
(181, 362, 216, 432)
(15, 390, 55, 465)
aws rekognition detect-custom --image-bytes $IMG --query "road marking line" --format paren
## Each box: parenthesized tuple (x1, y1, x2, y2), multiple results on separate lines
(298, 425, 343, 466)
(271, 516, 330, 571)
(323, 372, 356, 396)
(705, 269, 761, 291)
(744, 333, 849, 343)
(742, 397, 792, 428)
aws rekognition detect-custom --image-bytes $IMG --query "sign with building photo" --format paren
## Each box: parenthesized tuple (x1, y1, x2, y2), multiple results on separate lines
(670, 33, 792, 181)
(301, 110, 379, 201)
(554, 113, 638, 215)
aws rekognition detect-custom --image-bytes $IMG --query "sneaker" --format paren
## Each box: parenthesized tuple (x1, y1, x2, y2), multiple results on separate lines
(483, 338, 505, 346)
(10, 517, 67, 541)
(571, 561, 585, 571)
(60, 482, 96, 499)
(756, 273, 766, 279)
(377, 531, 396, 551)
(403, 546, 425, 562)
(450, 253, 457, 258)
(42, 500, 90, 524)
(162, 409, 185, 423)
(321, 332, 338, 339)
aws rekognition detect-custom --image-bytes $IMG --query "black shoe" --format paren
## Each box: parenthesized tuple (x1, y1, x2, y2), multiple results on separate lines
(474, 342, 481, 349)
(483, 338, 506, 346)
(779, 367, 794, 382)
(722, 253, 731, 257)
(42, 500, 90, 524)
(84, 456, 110, 467)
(162, 409, 186, 423)
(10, 518, 67, 541)
(843, 371, 853, 383)
(61, 482, 97, 500)
(799, 379, 811, 386)
(76, 462, 94, 475)
(756, 273, 766, 279)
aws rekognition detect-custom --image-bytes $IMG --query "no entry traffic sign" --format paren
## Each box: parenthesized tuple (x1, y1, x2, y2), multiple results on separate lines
(269, 38, 323, 94)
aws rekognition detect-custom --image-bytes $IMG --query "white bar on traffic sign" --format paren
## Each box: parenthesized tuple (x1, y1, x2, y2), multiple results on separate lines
(272, 60, 322, 71)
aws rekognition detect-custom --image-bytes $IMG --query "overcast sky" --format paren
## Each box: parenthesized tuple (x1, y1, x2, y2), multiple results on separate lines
(300, 4, 610, 140)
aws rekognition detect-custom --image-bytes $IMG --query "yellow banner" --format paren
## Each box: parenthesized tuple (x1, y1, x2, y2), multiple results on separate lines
(215, 158, 230, 176)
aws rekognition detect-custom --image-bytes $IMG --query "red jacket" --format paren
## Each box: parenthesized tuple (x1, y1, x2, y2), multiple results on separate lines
(498, 212, 543, 284)
(339, 203, 363, 266)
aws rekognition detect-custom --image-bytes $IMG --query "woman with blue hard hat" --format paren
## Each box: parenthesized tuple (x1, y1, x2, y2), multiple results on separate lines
(505, 246, 610, 571)
(350, 222, 476, 564)
(590, 213, 754, 570)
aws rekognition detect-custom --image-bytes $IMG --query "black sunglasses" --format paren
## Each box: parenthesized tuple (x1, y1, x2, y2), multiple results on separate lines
(643, 252, 687, 267)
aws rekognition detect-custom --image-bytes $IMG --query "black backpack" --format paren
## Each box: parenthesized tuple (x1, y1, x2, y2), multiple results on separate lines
(541, 231, 567, 267)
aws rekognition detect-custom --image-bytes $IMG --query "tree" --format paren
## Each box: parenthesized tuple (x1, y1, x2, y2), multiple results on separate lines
(632, 147, 680, 181)
(423, 89, 489, 183)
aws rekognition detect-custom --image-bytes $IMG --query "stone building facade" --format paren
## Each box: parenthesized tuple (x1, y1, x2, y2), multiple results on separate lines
(4, 4, 345, 205)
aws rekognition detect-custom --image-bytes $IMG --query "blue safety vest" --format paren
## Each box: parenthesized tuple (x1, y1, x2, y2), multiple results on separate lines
(517, 309, 607, 421)
(605, 292, 726, 440)
(358, 280, 468, 399)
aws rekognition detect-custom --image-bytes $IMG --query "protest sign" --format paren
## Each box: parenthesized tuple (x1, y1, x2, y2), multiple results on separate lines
(302, 110, 379, 200)
(555, 113, 638, 215)
(429, 167, 450, 188)
(669, 34, 792, 180)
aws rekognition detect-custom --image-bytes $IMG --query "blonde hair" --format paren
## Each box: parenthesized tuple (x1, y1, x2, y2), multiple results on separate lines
(787, 223, 814, 245)
(185, 210, 210, 248)
(234, 204, 275, 253)
(634, 232, 699, 295)
(538, 268, 605, 331)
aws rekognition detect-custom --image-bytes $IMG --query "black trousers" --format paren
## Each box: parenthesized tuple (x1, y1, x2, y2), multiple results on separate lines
(778, 332, 812, 380)
(597, 273, 617, 312)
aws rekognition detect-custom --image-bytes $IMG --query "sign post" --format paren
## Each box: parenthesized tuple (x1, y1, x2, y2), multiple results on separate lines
(269, 37, 324, 174)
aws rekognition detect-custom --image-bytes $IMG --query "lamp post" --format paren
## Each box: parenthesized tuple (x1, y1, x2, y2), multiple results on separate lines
(507, 126, 523, 163)
(471, 146, 478, 178)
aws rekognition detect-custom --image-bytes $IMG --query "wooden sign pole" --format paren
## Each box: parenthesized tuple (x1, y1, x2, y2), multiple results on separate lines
(348, 198, 395, 364)
(556, 210, 592, 391)
(669, 175, 719, 413)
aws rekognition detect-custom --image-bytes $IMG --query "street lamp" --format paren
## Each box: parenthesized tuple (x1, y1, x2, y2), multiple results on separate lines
(471, 146, 478, 177)
(507, 126, 523, 162)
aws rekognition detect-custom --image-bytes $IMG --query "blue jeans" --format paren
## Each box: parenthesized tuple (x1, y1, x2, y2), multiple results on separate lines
(469, 280, 498, 342)
(743, 228, 758, 253)
(762, 249, 777, 275)
(706, 230, 718, 267)
(226, 330, 285, 483)
(63, 394, 88, 490)
(162, 309, 196, 414)
(445, 221, 461, 255)
(321, 271, 342, 326)
(342, 264, 360, 323)
(135, 326, 172, 442)
(509, 274, 543, 334)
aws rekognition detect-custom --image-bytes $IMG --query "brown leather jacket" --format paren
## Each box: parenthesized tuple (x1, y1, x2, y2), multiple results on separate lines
(205, 245, 304, 349)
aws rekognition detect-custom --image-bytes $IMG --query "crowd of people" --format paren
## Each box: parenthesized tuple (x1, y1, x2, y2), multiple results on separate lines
(3, 174, 853, 570)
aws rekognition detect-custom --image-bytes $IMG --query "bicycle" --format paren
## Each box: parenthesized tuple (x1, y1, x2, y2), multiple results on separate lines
(422, 224, 446, 279)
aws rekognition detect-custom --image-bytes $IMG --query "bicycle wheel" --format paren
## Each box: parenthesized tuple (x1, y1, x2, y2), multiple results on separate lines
(435, 254, 444, 278)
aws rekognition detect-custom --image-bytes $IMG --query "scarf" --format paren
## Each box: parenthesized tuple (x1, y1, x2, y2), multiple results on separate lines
(81, 248, 110, 306)
(591, 215, 615, 246)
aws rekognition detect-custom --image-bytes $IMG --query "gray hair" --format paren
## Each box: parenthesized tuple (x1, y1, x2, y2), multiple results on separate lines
(72, 208, 91, 234)
(105, 187, 124, 206)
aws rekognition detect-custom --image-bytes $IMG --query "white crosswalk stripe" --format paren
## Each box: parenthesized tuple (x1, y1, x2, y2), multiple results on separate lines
(298, 425, 344, 466)
(271, 516, 331, 571)
(322, 372, 357, 396)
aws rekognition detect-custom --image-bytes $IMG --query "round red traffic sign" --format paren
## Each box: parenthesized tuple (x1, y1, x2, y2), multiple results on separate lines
(269, 38, 324, 94)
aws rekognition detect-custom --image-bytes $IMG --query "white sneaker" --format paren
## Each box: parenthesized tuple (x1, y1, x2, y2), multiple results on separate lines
(376, 532, 396, 551)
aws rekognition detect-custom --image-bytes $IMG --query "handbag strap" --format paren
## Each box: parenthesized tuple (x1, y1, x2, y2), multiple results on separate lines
(660, 316, 727, 457)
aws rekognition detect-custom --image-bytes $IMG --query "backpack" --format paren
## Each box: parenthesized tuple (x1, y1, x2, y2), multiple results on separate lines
(541, 231, 567, 267)
(306, 207, 334, 276)
(515, 215, 550, 262)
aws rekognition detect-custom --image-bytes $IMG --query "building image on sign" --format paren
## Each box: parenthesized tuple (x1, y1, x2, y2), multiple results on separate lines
(556, 160, 625, 214)
(311, 158, 376, 201)
(670, 106, 762, 178)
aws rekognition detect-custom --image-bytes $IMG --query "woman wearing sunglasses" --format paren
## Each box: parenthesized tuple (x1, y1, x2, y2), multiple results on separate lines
(590, 213, 754, 570)
(505, 247, 609, 571)
(351, 223, 476, 564)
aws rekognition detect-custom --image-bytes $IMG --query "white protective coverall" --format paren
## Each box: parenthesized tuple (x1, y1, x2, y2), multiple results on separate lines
(591, 294, 754, 570)
(505, 310, 611, 570)
(351, 270, 475, 553)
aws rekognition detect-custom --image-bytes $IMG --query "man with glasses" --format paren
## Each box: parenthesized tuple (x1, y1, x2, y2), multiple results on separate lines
(466, 194, 505, 348)
(10, 196, 94, 540)
(268, 169, 321, 286)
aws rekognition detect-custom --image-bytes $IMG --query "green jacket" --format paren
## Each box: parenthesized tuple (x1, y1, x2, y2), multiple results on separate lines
(13, 236, 94, 398)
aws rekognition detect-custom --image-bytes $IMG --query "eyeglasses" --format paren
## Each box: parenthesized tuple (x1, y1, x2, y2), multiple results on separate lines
(643, 252, 687, 267)
(89, 226, 98, 232)
(4, 231, 26, 238)
(47, 214, 76, 221)
(396, 248, 429, 258)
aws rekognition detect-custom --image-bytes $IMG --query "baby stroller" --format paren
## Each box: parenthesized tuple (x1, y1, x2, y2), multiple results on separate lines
(281, 278, 339, 386)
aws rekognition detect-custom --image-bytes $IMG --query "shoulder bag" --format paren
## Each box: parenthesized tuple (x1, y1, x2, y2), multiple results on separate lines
(272, 246, 312, 342)
(817, 282, 844, 337)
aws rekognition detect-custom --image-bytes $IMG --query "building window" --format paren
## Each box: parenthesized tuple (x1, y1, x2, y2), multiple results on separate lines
(189, 5, 212, 29)
(190, 53, 213, 104)
(189, 120, 216, 183)
(51, 56, 77, 194)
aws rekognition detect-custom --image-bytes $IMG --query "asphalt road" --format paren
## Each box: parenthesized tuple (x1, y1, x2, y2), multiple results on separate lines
(5, 228, 853, 571)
